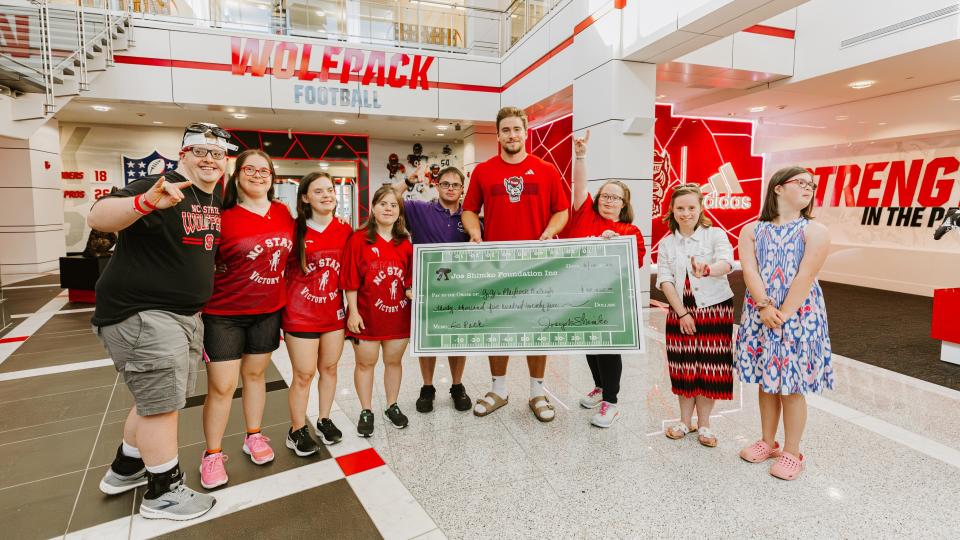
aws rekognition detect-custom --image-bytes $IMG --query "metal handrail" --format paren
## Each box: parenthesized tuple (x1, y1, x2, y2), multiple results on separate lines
(0, 0, 133, 114)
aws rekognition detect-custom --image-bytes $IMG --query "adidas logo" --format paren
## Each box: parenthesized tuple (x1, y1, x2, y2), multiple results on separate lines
(525, 169, 535, 175)
(701, 162, 752, 210)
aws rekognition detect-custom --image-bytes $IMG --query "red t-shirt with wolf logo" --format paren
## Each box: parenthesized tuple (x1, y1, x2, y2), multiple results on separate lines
(205, 201, 295, 316)
(341, 230, 413, 340)
(462, 154, 570, 241)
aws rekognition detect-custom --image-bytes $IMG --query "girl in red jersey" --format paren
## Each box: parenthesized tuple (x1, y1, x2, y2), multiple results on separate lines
(561, 131, 646, 429)
(283, 173, 353, 452)
(342, 185, 414, 437)
(199, 150, 294, 489)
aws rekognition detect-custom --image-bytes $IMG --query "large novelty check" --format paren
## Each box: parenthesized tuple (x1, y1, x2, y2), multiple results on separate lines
(411, 237, 643, 356)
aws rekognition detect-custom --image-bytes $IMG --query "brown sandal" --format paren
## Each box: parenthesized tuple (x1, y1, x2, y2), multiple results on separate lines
(473, 392, 508, 417)
(528, 396, 556, 423)
(664, 422, 696, 440)
(697, 427, 718, 447)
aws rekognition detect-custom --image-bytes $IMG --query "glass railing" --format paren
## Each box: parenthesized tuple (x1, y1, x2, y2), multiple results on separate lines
(504, 0, 561, 50)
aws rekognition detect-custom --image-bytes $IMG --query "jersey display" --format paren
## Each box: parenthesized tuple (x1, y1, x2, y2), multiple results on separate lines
(341, 230, 413, 340)
(282, 219, 353, 333)
(205, 201, 295, 315)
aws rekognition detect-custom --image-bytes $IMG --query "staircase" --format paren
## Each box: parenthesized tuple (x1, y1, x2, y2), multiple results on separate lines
(0, 0, 133, 137)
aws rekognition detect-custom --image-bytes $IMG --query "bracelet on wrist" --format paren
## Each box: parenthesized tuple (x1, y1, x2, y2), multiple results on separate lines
(141, 195, 159, 210)
(132, 194, 152, 216)
(679, 312, 693, 320)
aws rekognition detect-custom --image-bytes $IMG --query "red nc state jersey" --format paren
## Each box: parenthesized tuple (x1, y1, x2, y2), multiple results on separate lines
(282, 220, 353, 333)
(341, 230, 413, 340)
(205, 201, 295, 315)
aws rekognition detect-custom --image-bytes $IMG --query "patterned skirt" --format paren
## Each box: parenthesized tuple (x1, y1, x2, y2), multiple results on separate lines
(665, 277, 735, 400)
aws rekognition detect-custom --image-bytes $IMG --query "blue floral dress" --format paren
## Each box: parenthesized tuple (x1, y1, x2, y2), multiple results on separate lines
(735, 218, 833, 394)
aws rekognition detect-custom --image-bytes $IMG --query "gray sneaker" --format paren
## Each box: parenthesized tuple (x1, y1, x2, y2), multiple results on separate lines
(140, 484, 216, 521)
(99, 467, 147, 495)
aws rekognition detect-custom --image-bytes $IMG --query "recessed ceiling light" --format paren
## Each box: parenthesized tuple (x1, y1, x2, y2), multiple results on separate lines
(848, 80, 875, 89)
(878, 122, 887, 126)
(436, 125, 449, 131)
(748, 106, 766, 113)
(152, 121, 164, 125)
(92, 105, 111, 112)
(656, 94, 666, 99)
(436, 133, 445, 137)
(333, 119, 347, 125)
(319, 162, 329, 168)
(232, 113, 247, 119)
(949, 95, 960, 101)
(835, 115, 849, 120)
(315, 10, 325, 16)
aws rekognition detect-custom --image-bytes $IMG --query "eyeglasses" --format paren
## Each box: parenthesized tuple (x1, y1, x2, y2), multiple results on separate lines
(241, 165, 273, 178)
(438, 182, 462, 190)
(783, 178, 817, 191)
(184, 123, 232, 140)
(184, 146, 226, 160)
(598, 193, 624, 202)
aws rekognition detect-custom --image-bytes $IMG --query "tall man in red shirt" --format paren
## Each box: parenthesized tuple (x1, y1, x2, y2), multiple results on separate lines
(462, 106, 570, 422)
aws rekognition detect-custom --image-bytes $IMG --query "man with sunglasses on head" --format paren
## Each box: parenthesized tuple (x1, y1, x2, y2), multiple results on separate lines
(88, 122, 236, 520)
(390, 165, 473, 413)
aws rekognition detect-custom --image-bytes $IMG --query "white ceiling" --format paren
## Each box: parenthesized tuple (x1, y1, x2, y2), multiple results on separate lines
(55, 99, 483, 142)
(664, 39, 960, 123)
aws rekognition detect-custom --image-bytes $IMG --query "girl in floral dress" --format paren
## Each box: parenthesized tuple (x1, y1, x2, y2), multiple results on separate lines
(735, 165, 833, 481)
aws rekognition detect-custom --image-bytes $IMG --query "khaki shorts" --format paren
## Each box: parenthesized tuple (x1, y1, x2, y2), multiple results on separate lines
(94, 310, 203, 416)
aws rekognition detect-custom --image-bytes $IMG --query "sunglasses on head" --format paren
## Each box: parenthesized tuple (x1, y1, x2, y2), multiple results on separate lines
(184, 123, 232, 141)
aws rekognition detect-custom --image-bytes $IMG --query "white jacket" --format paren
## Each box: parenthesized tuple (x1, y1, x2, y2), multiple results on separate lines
(656, 226, 735, 308)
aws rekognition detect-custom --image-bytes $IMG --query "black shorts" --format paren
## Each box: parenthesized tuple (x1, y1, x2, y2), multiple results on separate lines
(285, 330, 324, 339)
(202, 310, 282, 362)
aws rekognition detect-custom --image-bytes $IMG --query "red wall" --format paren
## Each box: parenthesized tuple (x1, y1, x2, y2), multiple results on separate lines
(650, 104, 763, 261)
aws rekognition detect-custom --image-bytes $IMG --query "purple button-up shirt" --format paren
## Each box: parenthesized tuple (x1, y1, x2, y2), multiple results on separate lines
(404, 199, 468, 244)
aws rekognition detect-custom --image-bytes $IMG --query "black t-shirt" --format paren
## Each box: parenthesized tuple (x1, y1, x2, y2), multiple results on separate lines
(92, 172, 223, 326)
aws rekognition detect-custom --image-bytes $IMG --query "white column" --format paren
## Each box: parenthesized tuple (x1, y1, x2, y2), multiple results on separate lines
(461, 126, 497, 183)
(0, 119, 64, 275)
(573, 60, 656, 307)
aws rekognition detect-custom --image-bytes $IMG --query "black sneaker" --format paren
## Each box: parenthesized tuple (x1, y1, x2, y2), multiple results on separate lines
(450, 383, 472, 411)
(357, 409, 375, 438)
(383, 403, 409, 429)
(285, 426, 319, 457)
(416, 385, 436, 413)
(315, 418, 342, 445)
(99, 445, 147, 495)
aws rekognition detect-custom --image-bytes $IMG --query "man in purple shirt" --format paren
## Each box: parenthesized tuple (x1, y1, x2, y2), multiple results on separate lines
(391, 166, 472, 413)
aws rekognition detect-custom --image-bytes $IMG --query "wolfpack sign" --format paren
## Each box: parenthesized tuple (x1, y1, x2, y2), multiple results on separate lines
(230, 37, 435, 110)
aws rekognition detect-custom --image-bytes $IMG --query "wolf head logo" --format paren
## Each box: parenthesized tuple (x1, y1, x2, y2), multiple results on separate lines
(503, 176, 524, 203)
(652, 149, 670, 218)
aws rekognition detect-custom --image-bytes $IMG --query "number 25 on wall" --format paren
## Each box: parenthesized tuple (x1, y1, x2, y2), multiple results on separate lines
(93, 188, 111, 200)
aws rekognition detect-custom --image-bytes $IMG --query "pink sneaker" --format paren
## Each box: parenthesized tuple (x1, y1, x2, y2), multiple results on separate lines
(199, 452, 228, 489)
(769, 451, 805, 480)
(739, 439, 782, 463)
(242, 433, 275, 465)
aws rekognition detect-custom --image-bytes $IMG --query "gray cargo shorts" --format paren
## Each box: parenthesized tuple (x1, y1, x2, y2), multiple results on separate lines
(94, 310, 204, 417)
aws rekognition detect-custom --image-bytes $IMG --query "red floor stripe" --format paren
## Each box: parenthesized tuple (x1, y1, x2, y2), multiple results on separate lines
(0, 336, 29, 344)
(335, 447, 385, 476)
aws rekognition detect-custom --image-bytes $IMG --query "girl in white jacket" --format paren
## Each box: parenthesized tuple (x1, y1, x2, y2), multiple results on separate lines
(656, 184, 735, 447)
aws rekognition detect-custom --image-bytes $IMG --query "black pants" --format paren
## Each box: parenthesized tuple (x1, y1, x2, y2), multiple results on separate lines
(586, 354, 622, 403)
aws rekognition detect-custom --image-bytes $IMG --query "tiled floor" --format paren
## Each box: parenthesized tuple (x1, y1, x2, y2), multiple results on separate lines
(2, 273, 958, 539)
